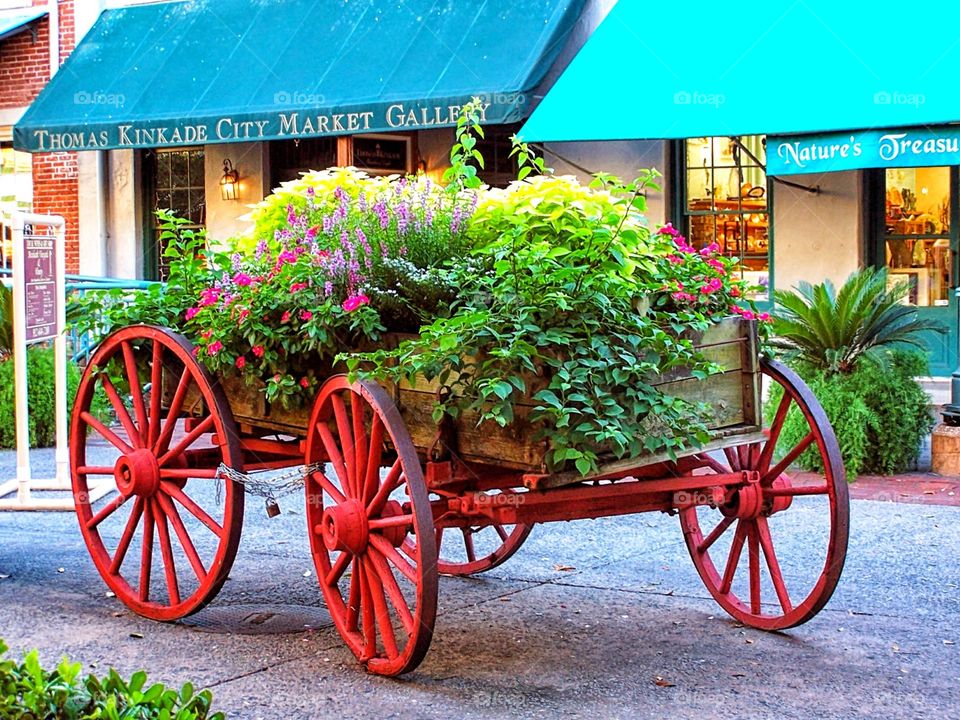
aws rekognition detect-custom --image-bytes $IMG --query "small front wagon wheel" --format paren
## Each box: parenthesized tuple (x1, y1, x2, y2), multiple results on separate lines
(71, 326, 244, 621)
(305, 376, 438, 676)
(679, 358, 849, 630)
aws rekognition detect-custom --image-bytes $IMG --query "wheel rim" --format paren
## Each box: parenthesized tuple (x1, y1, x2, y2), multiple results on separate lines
(71, 326, 244, 621)
(305, 376, 438, 676)
(412, 489, 532, 576)
(679, 358, 849, 630)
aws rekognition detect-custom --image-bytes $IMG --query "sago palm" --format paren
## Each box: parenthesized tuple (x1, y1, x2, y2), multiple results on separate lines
(769, 266, 943, 374)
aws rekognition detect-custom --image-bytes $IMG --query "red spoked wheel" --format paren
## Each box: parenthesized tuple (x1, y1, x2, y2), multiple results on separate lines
(679, 358, 849, 630)
(305, 376, 438, 677)
(413, 489, 532, 576)
(71, 326, 244, 621)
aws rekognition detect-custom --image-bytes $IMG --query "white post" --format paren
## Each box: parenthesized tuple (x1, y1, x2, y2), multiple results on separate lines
(10, 214, 31, 502)
(54, 220, 68, 487)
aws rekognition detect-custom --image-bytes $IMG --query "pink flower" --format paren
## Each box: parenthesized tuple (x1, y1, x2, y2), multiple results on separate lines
(731, 286, 742, 297)
(742, 310, 756, 320)
(699, 242, 720, 257)
(706, 258, 726, 273)
(666, 255, 683, 265)
(342, 294, 370, 312)
(238, 308, 250, 322)
(281, 310, 292, 323)
(207, 341, 223, 356)
(700, 278, 723, 294)
(199, 288, 220, 307)
(290, 282, 308, 293)
(300, 377, 310, 388)
(233, 272, 253, 286)
(300, 310, 313, 321)
(252, 345, 265, 358)
(235, 356, 246, 369)
(758, 312, 771, 322)
(185, 307, 201, 321)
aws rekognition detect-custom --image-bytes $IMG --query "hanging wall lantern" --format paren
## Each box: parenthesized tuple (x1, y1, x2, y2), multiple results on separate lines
(220, 158, 240, 201)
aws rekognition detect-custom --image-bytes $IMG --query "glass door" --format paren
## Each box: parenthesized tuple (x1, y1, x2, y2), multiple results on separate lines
(877, 166, 958, 375)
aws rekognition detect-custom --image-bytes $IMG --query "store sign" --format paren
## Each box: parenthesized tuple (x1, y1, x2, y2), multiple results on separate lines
(352, 137, 408, 172)
(768, 126, 960, 176)
(20, 231, 58, 344)
(15, 98, 505, 153)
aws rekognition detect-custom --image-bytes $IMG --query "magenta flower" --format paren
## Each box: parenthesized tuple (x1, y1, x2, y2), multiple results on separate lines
(281, 310, 292, 323)
(342, 294, 370, 312)
(290, 282, 308, 293)
(185, 307, 201, 321)
(207, 341, 223, 356)
(233, 272, 253, 286)
(235, 356, 246, 369)
(300, 310, 313, 321)
(252, 345, 265, 358)
(198, 288, 220, 307)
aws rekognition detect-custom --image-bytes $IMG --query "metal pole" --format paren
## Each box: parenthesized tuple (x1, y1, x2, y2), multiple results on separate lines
(54, 220, 69, 488)
(10, 214, 31, 501)
(942, 285, 960, 425)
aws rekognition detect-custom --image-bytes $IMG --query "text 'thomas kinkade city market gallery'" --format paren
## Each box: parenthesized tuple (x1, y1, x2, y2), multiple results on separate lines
(5, 0, 960, 378)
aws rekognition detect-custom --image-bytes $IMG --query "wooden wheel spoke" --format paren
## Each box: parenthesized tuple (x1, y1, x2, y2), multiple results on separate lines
(331, 394, 358, 497)
(765, 484, 830, 498)
(368, 513, 414, 532)
(77, 465, 114, 476)
(369, 534, 418, 584)
(121, 341, 149, 442)
(311, 470, 347, 504)
(697, 453, 730, 475)
(362, 415, 384, 506)
(723, 447, 741, 471)
(81, 411, 135, 455)
(366, 460, 402, 517)
(157, 415, 215, 467)
(358, 559, 377, 660)
(154, 371, 193, 456)
(325, 551, 351, 587)
(697, 516, 734, 555)
(368, 546, 415, 634)
(462, 528, 477, 563)
(161, 481, 224, 538)
(86, 493, 128, 529)
(757, 518, 793, 614)
(493, 524, 509, 542)
(148, 340, 164, 447)
(159, 467, 219, 480)
(317, 423, 352, 498)
(719, 522, 747, 595)
(152, 500, 181, 606)
(155, 491, 207, 584)
(758, 393, 793, 473)
(346, 557, 361, 632)
(109, 497, 144, 575)
(747, 521, 761, 614)
(99, 375, 143, 448)
(351, 395, 369, 500)
(761, 432, 815, 485)
(139, 500, 155, 602)
(364, 557, 399, 659)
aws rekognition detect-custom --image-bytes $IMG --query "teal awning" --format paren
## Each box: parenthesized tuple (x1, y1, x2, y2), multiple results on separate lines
(521, 1, 960, 143)
(0, 8, 47, 43)
(15, 0, 583, 152)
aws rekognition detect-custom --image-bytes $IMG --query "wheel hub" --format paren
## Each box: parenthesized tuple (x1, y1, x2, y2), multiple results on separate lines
(320, 500, 369, 554)
(114, 449, 161, 498)
(380, 500, 408, 547)
(719, 472, 763, 520)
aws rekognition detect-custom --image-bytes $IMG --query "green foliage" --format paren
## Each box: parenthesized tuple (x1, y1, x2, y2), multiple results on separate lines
(770, 266, 943, 374)
(442, 98, 486, 189)
(0, 639, 224, 719)
(69, 210, 225, 341)
(0, 283, 13, 359)
(767, 350, 934, 476)
(0, 347, 89, 449)
(347, 171, 756, 474)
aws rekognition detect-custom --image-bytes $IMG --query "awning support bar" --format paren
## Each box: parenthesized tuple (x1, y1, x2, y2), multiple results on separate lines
(731, 136, 820, 195)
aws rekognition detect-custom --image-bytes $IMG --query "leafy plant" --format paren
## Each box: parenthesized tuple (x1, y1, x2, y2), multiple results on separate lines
(0, 639, 224, 719)
(0, 283, 13, 359)
(767, 350, 933, 476)
(769, 266, 943, 374)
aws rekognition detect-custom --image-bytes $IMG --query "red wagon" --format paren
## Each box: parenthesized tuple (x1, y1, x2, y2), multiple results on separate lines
(70, 316, 848, 676)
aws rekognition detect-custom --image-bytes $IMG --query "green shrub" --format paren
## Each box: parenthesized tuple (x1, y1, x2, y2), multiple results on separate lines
(767, 350, 934, 477)
(0, 348, 81, 449)
(0, 639, 224, 719)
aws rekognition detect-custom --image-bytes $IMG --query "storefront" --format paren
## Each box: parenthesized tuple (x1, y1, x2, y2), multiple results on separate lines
(520, 0, 960, 377)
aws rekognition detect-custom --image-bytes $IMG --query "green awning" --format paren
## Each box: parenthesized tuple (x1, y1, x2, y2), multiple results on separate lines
(0, 8, 47, 43)
(521, 1, 960, 143)
(15, 0, 583, 152)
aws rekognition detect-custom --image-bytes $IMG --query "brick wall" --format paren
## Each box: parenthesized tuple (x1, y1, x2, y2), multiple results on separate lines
(0, 1, 80, 272)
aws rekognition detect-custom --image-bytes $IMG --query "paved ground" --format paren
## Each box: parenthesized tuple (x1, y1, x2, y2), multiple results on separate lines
(2, 448, 959, 719)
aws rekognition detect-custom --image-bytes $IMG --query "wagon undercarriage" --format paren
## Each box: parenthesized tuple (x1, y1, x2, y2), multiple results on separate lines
(69, 323, 849, 676)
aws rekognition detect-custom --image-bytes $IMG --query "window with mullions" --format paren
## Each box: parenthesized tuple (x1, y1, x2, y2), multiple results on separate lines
(0, 139, 32, 268)
(681, 136, 770, 300)
(143, 148, 205, 280)
(475, 123, 524, 188)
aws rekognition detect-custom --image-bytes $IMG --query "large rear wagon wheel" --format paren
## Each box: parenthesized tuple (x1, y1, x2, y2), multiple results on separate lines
(71, 326, 244, 621)
(679, 358, 849, 630)
(305, 376, 438, 677)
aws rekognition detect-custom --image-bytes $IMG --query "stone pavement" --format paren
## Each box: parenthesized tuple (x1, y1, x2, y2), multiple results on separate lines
(1, 448, 959, 719)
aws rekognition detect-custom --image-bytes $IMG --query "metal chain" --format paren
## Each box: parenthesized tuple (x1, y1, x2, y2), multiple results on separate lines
(215, 462, 326, 502)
